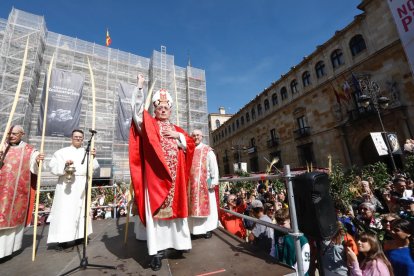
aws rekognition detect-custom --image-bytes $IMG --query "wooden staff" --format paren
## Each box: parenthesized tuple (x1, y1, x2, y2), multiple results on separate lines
(0, 38, 29, 151)
(144, 79, 157, 111)
(124, 181, 134, 244)
(32, 53, 55, 261)
(85, 58, 96, 246)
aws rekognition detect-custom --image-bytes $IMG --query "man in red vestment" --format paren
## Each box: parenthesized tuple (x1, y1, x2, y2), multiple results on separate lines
(129, 74, 195, 271)
(0, 125, 44, 259)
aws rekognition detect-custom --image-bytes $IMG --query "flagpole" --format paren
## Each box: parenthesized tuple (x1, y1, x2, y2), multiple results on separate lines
(86, 58, 96, 246)
(32, 53, 55, 261)
(0, 38, 29, 151)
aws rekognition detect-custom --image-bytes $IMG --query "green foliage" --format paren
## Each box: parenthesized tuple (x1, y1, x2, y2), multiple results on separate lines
(404, 155, 414, 179)
(329, 163, 355, 207)
(270, 178, 286, 193)
(361, 162, 390, 190)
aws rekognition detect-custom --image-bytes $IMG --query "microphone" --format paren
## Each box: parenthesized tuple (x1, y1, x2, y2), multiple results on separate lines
(89, 129, 97, 134)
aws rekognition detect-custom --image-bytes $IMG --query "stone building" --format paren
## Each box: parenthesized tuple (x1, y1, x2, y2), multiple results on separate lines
(211, 0, 414, 175)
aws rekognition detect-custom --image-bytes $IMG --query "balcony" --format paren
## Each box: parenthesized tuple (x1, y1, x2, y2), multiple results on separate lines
(347, 106, 376, 121)
(267, 138, 279, 148)
(293, 127, 311, 139)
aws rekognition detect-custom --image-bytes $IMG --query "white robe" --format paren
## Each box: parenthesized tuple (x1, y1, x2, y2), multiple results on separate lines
(0, 142, 39, 258)
(132, 87, 191, 256)
(47, 145, 99, 244)
(188, 144, 219, 235)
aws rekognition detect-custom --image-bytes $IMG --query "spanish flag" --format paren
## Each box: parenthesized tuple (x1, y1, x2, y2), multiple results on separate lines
(106, 29, 112, 47)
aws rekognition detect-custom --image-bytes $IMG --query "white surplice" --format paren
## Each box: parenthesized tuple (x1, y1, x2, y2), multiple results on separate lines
(0, 142, 39, 258)
(188, 144, 219, 235)
(131, 87, 191, 256)
(47, 145, 99, 244)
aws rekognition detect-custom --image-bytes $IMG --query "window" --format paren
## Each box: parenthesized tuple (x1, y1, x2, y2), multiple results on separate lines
(302, 71, 311, 87)
(270, 128, 277, 140)
(228, 125, 231, 134)
(297, 115, 307, 129)
(246, 112, 250, 122)
(349, 34, 366, 56)
(232, 122, 235, 131)
(272, 93, 278, 106)
(281, 87, 288, 101)
(236, 119, 239, 129)
(250, 137, 256, 147)
(315, 61, 326, 79)
(251, 108, 256, 120)
(224, 128, 227, 136)
(297, 143, 315, 166)
(331, 49, 344, 68)
(215, 119, 220, 129)
(241, 116, 244, 125)
(257, 104, 262, 116)
(290, 79, 299, 94)
(264, 99, 270, 111)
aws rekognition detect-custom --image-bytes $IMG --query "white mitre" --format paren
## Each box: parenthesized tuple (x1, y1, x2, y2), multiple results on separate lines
(152, 89, 173, 108)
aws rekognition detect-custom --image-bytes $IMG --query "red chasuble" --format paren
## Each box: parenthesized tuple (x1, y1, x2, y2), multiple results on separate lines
(188, 144, 210, 217)
(129, 111, 195, 225)
(0, 143, 36, 229)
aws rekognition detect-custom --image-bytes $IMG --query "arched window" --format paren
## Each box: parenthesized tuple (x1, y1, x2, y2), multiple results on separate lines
(215, 119, 220, 129)
(246, 112, 250, 122)
(264, 99, 270, 111)
(232, 122, 235, 131)
(236, 119, 240, 128)
(331, 49, 344, 69)
(315, 61, 326, 79)
(349, 34, 367, 56)
(281, 87, 288, 101)
(272, 93, 278, 106)
(251, 108, 256, 120)
(241, 116, 244, 125)
(302, 71, 311, 87)
(290, 79, 299, 94)
(257, 104, 262, 115)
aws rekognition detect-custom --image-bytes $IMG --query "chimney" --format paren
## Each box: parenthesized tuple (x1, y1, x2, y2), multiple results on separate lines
(219, 107, 225, 114)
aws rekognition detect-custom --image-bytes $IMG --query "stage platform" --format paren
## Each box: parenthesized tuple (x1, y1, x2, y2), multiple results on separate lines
(1, 217, 295, 276)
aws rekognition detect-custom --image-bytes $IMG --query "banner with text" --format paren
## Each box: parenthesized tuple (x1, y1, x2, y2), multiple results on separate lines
(37, 68, 84, 137)
(388, 0, 414, 75)
(116, 82, 136, 141)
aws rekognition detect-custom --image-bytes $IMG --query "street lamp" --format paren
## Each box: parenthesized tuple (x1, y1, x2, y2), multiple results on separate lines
(357, 76, 397, 172)
(231, 145, 247, 171)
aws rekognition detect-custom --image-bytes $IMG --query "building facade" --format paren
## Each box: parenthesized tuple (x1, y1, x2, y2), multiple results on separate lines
(211, 0, 414, 176)
(0, 8, 208, 185)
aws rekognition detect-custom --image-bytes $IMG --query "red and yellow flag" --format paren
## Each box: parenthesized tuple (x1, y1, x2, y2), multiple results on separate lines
(106, 29, 112, 47)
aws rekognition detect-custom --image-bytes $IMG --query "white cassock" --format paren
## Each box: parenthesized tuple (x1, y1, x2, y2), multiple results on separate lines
(0, 142, 39, 258)
(188, 143, 219, 235)
(132, 87, 191, 256)
(47, 145, 99, 244)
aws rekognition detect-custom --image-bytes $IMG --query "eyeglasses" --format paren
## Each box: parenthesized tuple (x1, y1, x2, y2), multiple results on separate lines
(381, 219, 394, 224)
(268, 208, 275, 211)
(359, 237, 369, 243)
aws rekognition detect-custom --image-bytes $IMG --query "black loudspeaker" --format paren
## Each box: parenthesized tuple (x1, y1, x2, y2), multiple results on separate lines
(292, 172, 338, 240)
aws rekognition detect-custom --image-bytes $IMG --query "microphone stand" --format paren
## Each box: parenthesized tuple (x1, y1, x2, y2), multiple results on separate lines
(60, 130, 116, 275)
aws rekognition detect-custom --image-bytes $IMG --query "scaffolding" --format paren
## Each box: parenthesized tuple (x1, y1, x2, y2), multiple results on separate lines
(0, 8, 209, 186)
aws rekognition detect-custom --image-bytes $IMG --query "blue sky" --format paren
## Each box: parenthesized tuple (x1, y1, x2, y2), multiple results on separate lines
(1, 1, 362, 114)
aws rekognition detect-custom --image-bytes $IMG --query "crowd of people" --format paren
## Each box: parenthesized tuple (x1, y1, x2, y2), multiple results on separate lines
(218, 174, 414, 275)
(1, 72, 414, 275)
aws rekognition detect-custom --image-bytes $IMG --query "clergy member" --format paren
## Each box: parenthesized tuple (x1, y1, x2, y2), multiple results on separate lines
(129, 74, 195, 271)
(0, 125, 44, 259)
(188, 129, 219, 239)
(47, 129, 99, 249)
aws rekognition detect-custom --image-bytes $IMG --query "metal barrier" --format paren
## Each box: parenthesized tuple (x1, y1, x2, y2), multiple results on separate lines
(218, 165, 305, 276)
